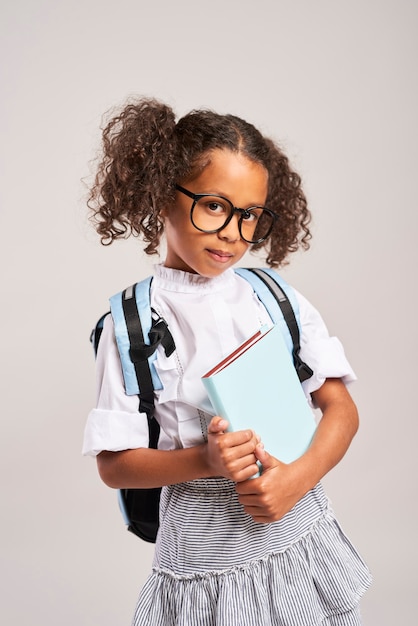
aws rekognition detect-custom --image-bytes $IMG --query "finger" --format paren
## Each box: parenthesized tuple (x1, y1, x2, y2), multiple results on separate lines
(242, 501, 280, 524)
(254, 443, 268, 462)
(254, 444, 281, 472)
(235, 473, 263, 495)
(249, 514, 273, 524)
(221, 429, 259, 449)
(229, 454, 260, 474)
(233, 462, 261, 483)
(207, 416, 229, 434)
(238, 497, 274, 519)
(228, 439, 261, 461)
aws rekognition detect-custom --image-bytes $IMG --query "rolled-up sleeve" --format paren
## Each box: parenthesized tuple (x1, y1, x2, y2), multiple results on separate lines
(296, 291, 357, 404)
(82, 315, 150, 456)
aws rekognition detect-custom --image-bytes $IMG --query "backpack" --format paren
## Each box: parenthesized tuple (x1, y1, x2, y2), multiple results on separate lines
(91, 268, 313, 543)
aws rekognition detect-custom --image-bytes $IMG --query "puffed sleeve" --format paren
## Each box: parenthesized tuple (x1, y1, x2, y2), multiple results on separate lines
(296, 290, 357, 405)
(82, 315, 150, 456)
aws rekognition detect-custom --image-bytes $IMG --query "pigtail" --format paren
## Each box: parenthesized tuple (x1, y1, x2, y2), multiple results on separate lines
(88, 98, 178, 254)
(251, 138, 311, 267)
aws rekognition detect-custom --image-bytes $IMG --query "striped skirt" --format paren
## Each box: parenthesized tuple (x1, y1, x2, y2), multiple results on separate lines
(132, 479, 371, 626)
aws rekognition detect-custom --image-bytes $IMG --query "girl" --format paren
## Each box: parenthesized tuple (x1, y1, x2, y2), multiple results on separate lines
(83, 98, 371, 625)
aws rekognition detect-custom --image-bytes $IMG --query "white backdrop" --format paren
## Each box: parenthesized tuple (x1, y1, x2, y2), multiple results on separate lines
(1, 1, 417, 624)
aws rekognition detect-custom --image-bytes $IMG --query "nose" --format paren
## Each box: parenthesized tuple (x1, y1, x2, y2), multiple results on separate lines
(217, 213, 241, 242)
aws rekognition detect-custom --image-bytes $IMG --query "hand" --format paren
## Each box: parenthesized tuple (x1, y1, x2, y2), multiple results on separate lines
(235, 444, 308, 523)
(205, 416, 261, 482)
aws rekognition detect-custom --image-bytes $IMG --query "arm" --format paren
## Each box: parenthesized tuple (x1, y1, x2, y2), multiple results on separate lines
(97, 417, 260, 489)
(92, 316, 262, 489)
(235, 378, 359, 523)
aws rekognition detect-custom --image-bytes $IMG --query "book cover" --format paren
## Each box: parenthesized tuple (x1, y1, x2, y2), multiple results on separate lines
(202, 325, 316, 464)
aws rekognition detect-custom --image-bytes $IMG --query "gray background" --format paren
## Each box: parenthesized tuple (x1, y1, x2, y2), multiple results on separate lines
(1, 1, 417, 624)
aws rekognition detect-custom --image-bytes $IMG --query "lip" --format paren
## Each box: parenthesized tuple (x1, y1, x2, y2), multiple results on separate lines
(206, 248, 234, 262)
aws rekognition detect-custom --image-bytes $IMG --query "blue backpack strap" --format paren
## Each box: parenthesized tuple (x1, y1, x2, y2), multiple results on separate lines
(90, 311, 111, 356)
(235, 268, 297, 352)
(235, 268, 313, 382)
(109, 278, 167, 396)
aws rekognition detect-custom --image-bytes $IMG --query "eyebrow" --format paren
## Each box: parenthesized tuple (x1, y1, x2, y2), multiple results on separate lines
(176, 185, 267, 209)
(198, 190, 267, 208)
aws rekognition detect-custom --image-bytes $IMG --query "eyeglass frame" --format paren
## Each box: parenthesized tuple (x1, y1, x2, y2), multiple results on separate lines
(175, 184, 277, 244)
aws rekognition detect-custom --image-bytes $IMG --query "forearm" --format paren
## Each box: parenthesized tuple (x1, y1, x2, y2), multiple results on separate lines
(236, 379, 359, 523)
(292, 378, 359, 493)
(97, 417, 262, 489)
(97, 444, 212, 489)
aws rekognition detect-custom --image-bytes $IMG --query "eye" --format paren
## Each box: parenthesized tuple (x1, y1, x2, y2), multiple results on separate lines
(198, 197, 230, 215)
(242, 209, 260, 222)
(207, 201, 225, 213)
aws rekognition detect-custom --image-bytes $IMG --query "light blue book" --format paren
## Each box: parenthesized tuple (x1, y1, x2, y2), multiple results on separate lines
(202, 325, 316, 464)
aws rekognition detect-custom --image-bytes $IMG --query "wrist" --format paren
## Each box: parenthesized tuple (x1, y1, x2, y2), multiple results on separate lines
(290, 454, 322, 495)
(200, 441, 218, 479)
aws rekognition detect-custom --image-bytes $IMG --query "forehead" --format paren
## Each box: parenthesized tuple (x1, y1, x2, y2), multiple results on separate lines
(186, 149, 268, 203)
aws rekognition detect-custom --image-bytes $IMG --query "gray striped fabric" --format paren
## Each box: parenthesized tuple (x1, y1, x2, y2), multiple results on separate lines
(132, 479, 371, 625)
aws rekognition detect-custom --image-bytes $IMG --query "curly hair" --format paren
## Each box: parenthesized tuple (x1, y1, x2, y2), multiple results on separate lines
(88, 97, 311, 266)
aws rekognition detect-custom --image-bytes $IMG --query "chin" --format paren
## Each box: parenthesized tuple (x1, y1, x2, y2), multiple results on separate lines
(201, 264, 236, 278)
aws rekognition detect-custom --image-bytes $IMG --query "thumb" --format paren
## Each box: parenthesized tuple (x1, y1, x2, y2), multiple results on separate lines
(208, 415, 229, 434)
(254, 443, 275, 471)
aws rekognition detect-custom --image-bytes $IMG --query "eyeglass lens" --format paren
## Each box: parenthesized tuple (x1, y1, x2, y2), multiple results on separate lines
(191, 196, 274, 244)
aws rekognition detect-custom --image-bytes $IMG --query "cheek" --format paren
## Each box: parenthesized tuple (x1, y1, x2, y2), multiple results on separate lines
(165, 213, 190, 241)
(164, 203, 191, 230)
(236, 241, 251, 258)
(163, 214, 197, 255)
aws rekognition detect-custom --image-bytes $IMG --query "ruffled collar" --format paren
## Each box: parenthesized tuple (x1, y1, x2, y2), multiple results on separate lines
(154, 264, 237, 293)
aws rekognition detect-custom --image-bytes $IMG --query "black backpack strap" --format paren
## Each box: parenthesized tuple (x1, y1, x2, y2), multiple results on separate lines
(117, 283, 176, 543)
(122, 285, 156, 420)
(121, 283, 175, 420)
(246, 268, 313, 383)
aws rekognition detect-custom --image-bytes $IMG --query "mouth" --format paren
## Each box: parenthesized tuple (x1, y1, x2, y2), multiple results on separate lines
(206, 249, 234, 263)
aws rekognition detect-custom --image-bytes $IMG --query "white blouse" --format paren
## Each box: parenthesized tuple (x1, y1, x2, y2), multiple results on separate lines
(82, 265, 356, 457)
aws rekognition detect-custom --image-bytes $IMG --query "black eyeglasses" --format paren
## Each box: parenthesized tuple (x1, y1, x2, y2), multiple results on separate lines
(175, 185, 277, 244)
